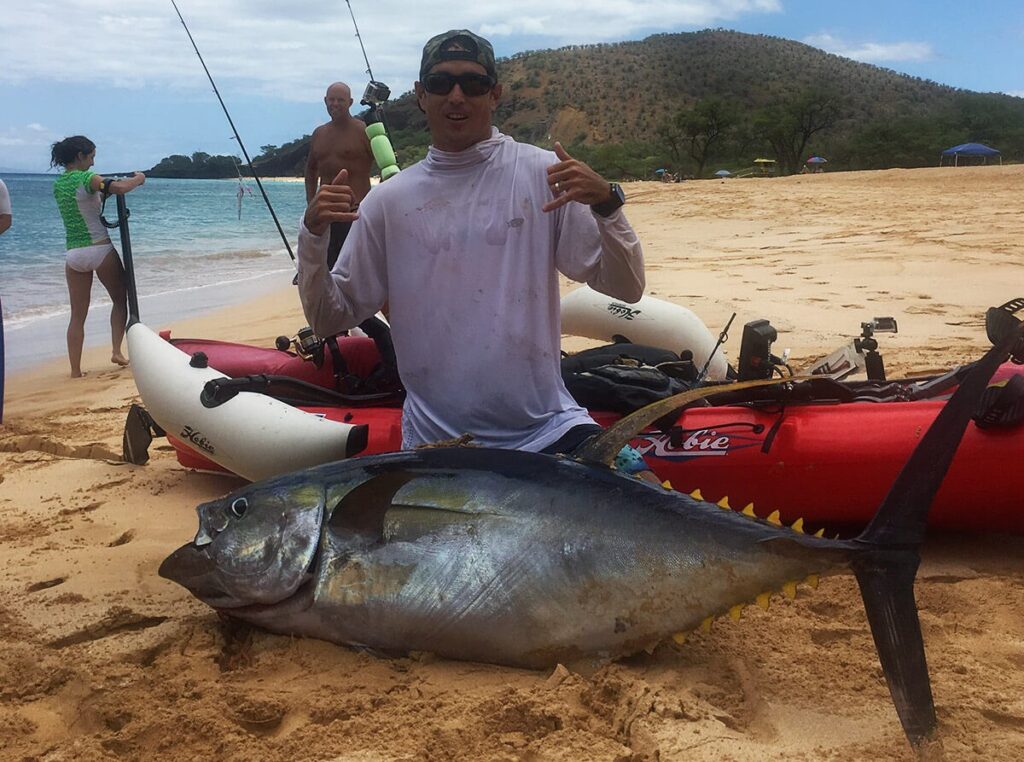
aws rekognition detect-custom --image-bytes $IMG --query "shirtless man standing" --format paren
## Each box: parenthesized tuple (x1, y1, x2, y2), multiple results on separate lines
(305, 82, 374, 268)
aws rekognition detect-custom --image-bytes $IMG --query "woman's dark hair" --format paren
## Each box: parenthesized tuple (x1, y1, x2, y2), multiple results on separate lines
(50, 136, 96, 168)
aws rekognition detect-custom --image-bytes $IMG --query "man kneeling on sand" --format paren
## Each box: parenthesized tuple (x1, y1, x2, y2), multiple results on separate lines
(297, 29, 653, 477)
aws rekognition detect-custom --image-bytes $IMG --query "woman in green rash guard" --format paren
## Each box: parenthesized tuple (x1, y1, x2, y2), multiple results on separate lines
(50, 136, 145, 377)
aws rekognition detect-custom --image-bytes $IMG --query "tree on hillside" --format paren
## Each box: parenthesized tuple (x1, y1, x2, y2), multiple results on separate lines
(753, 90, 844, 174)
(681, 97, 740, 177)
(844, 115, 957, 169)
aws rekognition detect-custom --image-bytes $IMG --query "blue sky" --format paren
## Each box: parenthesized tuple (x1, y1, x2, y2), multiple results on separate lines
(2, 0, 1022, 173)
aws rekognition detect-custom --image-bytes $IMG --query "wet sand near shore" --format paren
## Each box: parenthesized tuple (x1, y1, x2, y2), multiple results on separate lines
(2, 165, 1023, 760)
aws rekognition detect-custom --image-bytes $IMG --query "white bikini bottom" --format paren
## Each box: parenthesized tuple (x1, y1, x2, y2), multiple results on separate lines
(66, 243, 115, 273)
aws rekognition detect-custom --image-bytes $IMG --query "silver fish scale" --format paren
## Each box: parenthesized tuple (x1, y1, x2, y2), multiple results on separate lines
(265, 455, 845, 667)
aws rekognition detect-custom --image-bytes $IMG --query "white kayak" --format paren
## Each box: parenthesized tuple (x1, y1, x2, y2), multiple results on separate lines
(560, 287, 729, 380)
(127, 321, 366, 481)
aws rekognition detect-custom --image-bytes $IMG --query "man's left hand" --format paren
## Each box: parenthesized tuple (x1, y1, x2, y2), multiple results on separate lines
(543, 142, 613, 213)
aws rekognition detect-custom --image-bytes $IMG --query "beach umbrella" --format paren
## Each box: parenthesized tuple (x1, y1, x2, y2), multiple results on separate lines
(806, 156, 827, 164)
(714, 169, 731, 177)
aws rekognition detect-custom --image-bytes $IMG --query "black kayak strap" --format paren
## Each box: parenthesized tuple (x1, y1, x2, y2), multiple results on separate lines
(974, 374, 1024, 429)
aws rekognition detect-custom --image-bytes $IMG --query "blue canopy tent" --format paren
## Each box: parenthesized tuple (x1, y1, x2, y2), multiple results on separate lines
(940, 142, 1001, 167)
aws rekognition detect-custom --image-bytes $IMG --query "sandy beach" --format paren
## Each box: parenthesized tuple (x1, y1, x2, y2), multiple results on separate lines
(2, 165, 1023, 760)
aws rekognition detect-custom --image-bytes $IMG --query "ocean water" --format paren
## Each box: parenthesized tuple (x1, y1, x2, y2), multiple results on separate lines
(1, 173, 305, 371)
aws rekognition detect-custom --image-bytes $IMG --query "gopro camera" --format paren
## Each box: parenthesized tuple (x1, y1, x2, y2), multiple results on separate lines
(361, 81, 391, 107)
(862, 317, 898, 335)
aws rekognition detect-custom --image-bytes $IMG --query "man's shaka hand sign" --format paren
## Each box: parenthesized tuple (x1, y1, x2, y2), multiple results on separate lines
(304, 168, 360, 235)
(543, 142, 615, 213)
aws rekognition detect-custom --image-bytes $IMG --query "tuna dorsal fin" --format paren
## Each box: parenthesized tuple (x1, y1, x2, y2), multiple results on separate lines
(574, 377, 799, 466)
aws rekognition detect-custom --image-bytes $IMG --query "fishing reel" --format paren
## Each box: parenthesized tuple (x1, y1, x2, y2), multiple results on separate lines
(276, 326, 326, 366)
(361, 80, 391, 108)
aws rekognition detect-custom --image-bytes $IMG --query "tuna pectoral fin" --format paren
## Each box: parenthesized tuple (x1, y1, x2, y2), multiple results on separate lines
(852, 552, 936, 747)
(574, 377, 804, 466)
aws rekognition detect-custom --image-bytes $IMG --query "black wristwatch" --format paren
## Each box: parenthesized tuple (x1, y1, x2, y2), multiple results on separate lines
(591, 182, 625, 217)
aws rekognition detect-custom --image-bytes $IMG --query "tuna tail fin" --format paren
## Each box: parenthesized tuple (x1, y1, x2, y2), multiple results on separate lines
(851, 323, 1024, 747)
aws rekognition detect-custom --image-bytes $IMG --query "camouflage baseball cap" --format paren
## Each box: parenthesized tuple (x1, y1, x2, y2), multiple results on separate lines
(419, 30, 497, 81)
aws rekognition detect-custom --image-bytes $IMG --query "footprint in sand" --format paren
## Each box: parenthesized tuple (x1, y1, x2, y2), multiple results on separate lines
(809, 627, 861, 646)
(107, 530, 136, 547)
(0, 436, 120, 462)
(226, 696, 288, 734)
(27, 577, 66, 593)
(47, 606, 168, 649)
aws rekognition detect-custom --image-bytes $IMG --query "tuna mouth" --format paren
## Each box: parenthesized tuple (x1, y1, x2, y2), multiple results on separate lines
(158, 542, 243, 608)
(159, 531, 324, 612)
(226, 577, 317, 618)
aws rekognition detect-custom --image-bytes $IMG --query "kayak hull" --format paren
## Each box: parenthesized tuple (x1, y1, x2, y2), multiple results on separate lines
(128, 322, 367, 482)
(162, 357, 1024, 532)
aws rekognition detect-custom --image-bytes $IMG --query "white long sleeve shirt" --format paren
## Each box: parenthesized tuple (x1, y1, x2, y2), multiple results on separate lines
(297, 129, 644, 451)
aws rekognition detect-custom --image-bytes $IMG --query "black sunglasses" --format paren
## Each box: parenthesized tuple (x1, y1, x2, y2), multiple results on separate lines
(422, 72, 495, 97)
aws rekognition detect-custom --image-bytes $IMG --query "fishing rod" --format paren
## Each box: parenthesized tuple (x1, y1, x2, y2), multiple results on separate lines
(344, 0, 377, 83)
(169, 0, 296, 262)
(695, 312, 736, 386)
(343, 0, 399, 179)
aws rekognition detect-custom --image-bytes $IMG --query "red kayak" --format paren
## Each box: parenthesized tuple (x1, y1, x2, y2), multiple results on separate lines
(162, 331, 1024, 533)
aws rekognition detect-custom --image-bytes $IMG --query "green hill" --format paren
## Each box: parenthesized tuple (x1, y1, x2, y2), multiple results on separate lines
(159, 29, 1024, 179)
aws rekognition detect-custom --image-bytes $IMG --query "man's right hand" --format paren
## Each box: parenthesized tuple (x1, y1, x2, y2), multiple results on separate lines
(304, 168, 360, 236)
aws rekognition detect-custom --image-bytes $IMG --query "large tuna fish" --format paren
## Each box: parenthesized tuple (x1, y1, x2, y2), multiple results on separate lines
(160, 326, 1023, 749)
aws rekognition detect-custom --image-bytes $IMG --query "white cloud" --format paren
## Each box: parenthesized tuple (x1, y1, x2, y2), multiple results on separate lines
(0, 123, 57, 148)
(1, 0, 783, 101)
(803, 33, 933, 64)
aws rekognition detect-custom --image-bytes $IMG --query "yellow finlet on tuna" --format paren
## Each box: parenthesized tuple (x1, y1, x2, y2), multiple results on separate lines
(729, 604, 743, 621)
(672, 631, 688, 645)
(756, 592, 771, 610)
(767, 510, 782, 526)
(662, 480, 673, 490)
(804, 574, 820, 589)
(717, 496, 731, 510)
(690, 488, 703, 500)
(782, 581, 798, 600)
(791, 518, 805, 533)
(701, 616, 713, 632)
(742, 503, 757, 517)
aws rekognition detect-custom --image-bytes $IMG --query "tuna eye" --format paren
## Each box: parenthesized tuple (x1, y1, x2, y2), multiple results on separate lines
(230, 497, 249, 518)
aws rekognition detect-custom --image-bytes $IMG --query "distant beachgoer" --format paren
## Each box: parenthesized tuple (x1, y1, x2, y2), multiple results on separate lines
(50, 136, 145, 378)
(0, 178, 11, 235)
(304, 82, 374, 269)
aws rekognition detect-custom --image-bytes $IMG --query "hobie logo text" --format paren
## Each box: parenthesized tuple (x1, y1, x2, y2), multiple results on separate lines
(181, 426, 215, 454)
(606, 302, 641, 321)
(633, 424, 764, 460)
